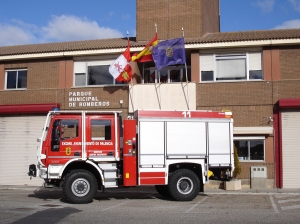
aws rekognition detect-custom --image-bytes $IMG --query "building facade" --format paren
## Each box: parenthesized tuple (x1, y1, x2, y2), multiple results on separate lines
(0, 0, 300, 188)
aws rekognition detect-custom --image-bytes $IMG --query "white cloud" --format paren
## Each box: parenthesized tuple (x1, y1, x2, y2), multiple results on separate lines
(41, 15, 123, 42)
(253, 0, 275, 13)
(0, 15, 124, 46)
(273, 19, 300, 29)
(0, 23, 37, 46)
(289, 0, 300, 12)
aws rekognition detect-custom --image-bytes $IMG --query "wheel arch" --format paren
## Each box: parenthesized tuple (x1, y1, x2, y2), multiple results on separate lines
(60, 160, 104, 187)
(168, 162, 203, 192)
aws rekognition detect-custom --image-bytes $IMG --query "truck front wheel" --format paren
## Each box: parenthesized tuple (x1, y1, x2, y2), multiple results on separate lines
(62, 170, 97, 204)
(168, 169, 200, 201)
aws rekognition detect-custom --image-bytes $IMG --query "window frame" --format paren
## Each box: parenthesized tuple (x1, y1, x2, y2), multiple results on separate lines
(73, 60, 127, 87)
(233, 136, 265, 162)
(5, 69, 27, 90)
(91, 119, 112, 141)
(200, 52, 263, 82)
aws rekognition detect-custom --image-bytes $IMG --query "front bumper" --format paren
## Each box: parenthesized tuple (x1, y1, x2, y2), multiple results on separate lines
(28, 164, 47, 179)
(28, 164, 37, 177)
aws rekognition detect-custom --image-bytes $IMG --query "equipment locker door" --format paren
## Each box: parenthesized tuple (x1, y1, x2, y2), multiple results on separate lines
(208, 122, 232, 167)
(166, 121, 207, 158)
(138, 121, 166, 185)
(139, 121, 165, 166)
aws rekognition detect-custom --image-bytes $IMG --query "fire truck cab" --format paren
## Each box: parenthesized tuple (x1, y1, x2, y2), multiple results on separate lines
(29, 109, 234, 204)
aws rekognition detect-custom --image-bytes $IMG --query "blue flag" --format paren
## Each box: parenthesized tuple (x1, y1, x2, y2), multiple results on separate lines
(152, 37, 186, 70)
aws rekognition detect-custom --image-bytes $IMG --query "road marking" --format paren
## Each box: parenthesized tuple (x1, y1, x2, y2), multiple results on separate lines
(100, 201, 131, 211)
(278, 198, 300, 204)
(275, 194, 300, 198)
(185, 196, 208, 213)
(269, 195, 279, 213)
(206, 192, 300, 196)
(281, 205, 300, 210)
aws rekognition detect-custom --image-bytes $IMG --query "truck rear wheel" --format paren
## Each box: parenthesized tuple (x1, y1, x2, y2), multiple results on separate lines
(168, 169, 200, 201)
(62, 170, 97, 204)
(155, 185, 170, 197)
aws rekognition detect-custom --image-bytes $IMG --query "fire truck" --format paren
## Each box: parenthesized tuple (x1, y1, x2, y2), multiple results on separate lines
(28, 109, 234, 204)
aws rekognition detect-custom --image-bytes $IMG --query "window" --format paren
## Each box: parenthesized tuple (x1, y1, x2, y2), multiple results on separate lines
(61, 119, 79, 140)
(234, 137, 265, 161)
(74, 61, 125, 86)
(5, 69, 27, 89)
(91, 119, 111, 140)
(200, 52, 263, 82)
(142, 62, 191, 84)
(51, 119, 79, 151)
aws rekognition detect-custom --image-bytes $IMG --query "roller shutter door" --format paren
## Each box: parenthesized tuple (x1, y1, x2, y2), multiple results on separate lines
(282, 110, 300, 188)
(0, 115, 46, 186)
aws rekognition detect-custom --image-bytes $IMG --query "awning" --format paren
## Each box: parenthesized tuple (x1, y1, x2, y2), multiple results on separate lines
(233, 126, 273, 135)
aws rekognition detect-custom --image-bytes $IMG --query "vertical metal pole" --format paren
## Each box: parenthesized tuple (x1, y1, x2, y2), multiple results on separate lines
(154, 23, 161, 109)
(114, 112, 119, 159)
(127, 31, 135, 112)
(82, 111, 86, 159)
(182, 27, 190, 110)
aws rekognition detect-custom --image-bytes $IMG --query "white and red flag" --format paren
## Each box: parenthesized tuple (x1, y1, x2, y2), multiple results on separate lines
(109, 41, 132, 82)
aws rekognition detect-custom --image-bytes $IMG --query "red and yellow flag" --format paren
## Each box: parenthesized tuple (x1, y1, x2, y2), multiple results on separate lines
(131, 34, 158, 62)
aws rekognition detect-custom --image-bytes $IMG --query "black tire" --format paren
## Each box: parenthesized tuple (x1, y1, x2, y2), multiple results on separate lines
(62, 170, 97, 204)
(155, 185, 170, 197)
(168, 169, 200, 201)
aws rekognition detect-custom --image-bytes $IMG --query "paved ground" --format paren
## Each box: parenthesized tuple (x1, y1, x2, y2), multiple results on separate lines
(1, 185, 300, 224)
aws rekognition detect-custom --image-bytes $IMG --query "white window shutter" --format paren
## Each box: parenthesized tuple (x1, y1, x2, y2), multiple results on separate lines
(74, 62, 86, 73)
(200, 54, 214, 71)
(248, 52, 262, 70)
(87, 61, 100, 66)
(87, 60, 113, 66)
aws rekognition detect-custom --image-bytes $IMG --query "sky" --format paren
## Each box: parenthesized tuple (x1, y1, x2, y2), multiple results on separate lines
(0, 0, 300, 47)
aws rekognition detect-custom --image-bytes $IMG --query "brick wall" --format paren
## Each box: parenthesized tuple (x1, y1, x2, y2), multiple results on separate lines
(236, 162, 274, 179)
(196, 82, 274, 126)
(4, 59, 59, 89)
(136, 0, 219, 41)
(280, 47, 300, 80)
(0, 59, 130, 119)
(201, 0, 220, 34)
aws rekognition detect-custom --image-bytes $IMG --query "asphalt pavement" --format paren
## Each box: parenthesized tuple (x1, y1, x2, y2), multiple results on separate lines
(1, 184, 300, 195)
(2, 184, 300, 223)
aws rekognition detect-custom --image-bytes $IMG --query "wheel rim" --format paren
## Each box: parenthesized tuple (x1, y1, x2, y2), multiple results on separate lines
(71, 178, 90, 197)
(176, 177, 193, 195)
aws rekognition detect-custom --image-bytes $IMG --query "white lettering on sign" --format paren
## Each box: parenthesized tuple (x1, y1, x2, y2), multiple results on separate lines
(68, 91, 109, 108)
(62, 142, 113, 146)
(182, 111, 191, 118)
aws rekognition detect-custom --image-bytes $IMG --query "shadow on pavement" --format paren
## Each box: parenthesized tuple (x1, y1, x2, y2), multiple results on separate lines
(27, 186, 209, 204)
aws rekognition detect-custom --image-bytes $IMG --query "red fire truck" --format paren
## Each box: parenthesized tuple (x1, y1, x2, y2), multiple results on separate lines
(28, 109, 234, 204)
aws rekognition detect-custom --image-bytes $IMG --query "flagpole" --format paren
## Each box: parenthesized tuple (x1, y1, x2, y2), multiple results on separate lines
(182, 27, 190, 110)
(155, 23, 162, 110)
(127, 31, 135, 112)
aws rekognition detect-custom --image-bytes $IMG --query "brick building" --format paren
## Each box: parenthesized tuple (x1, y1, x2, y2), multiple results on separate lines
(0, 0, 300, 188)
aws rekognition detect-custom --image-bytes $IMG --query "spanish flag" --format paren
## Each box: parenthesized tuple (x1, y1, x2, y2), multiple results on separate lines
(131, 34, 158, 62)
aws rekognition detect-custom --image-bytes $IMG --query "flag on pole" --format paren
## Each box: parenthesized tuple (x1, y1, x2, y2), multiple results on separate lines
(131, 34, 158, 62)
(152, 37, 186, 70)
(109, 41, 132, 82)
